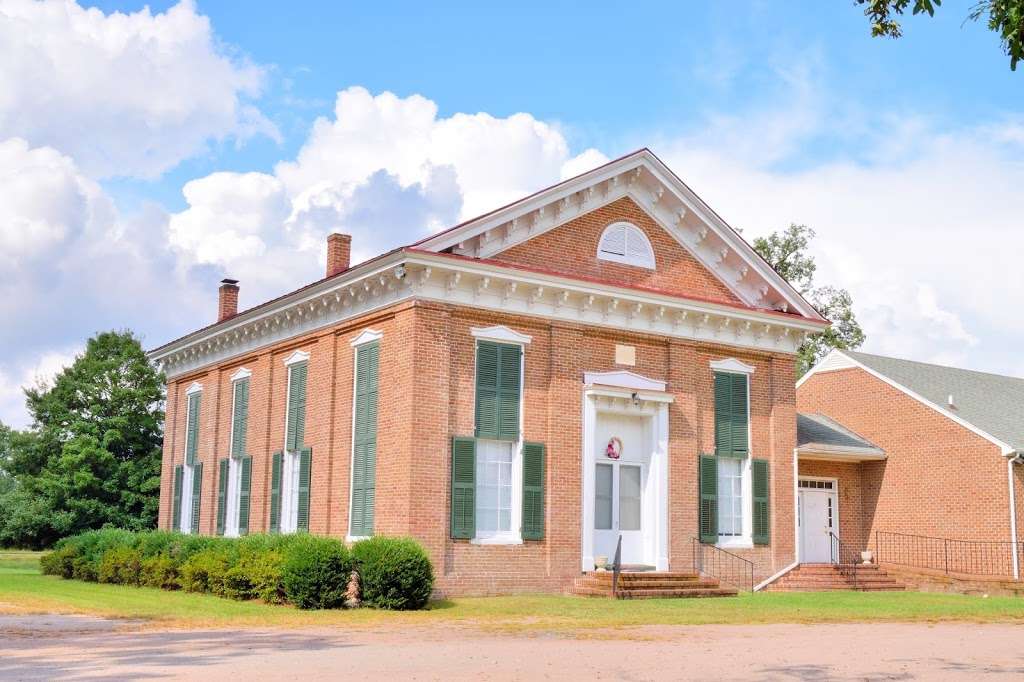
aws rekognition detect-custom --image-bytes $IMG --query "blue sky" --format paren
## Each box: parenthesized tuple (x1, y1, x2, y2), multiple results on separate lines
(1, 0, 1022, 427)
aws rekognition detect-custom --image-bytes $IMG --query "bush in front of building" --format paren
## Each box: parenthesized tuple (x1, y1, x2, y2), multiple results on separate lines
(40, 530, 434, 611)
(351, 536, 435, 610)
(280, 534, 352, 609)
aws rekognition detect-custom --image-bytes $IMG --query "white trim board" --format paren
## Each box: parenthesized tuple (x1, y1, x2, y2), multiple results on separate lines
(470, 325, 533, 345)
(710, 357, 756, 374)
(584, 370, 666, 392)
(800, 350, 1016, 456)
(350, 329, 383, 347)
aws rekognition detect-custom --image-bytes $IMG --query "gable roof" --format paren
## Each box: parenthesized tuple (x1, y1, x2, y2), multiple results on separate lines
(797, 412, 885, 460)
(800, 349, 1024, 455)
(149, 149, 829, 378)
(414, 148, 825, 322)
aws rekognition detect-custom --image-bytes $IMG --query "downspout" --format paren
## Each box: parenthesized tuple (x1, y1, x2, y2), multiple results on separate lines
(1009, 455, 1021, 581)
(793, 447, 800, 563)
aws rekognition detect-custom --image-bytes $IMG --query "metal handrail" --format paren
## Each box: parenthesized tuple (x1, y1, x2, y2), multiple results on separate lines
(691, 537, 755, 592)
(611, 535, 623, 597)
(829, 531, 858, 588)
(875, 530, 1023, 579)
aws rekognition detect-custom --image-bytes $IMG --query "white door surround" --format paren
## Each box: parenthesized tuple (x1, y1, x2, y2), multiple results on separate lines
(581, 371, 672, 572)
(798, 477, 838, 563)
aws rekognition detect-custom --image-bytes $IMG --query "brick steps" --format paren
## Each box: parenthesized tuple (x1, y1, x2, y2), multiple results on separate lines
(767, 563, 906, 592)
(570, 571, 738, 599)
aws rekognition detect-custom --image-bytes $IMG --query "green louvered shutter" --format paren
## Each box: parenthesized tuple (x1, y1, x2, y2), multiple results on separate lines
(171, 465, 183, 531)
(475, 341, 521, 441)
(269, 451, 283, 533)
(475, 342, 499, 439)
(286, 362, 308, 452)
(451, 436, 476, 539)
(216, 458, 229, 535)
(297, 447, 312, 532)
(190, 462, 203, 534)
(715, 373, 749, 458)
(231, 378, 249, 458)
(522, 442, 545, 540)
(185, 392, 201, 465)
(351, 341, 379, 537)
(238, 456, 252, 535)
(752, 458, 770, 545)
(699, 454, 718, 544)
(497, 344, 522, 441)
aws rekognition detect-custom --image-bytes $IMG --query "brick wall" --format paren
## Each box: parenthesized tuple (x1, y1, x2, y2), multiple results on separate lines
(158, 299, 800, 594)
(797, 368, 1013, 558)
(494, 196, 743, 305)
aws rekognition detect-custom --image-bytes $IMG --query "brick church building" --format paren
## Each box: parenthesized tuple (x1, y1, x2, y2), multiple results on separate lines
(150, 149, 829, 594)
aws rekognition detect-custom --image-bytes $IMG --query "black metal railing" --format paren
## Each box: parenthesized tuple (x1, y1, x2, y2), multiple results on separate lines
(829, 532, 859, 588)
(875, 530, 1023, 579)
(611, 535, 623, 597)
(691, 537, 754, 592)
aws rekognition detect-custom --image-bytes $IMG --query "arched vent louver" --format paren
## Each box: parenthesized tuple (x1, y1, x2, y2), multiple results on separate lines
(597, 222, 655, 269)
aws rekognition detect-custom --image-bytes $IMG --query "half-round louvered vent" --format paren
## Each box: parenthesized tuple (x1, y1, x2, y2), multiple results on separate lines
(596, 221, 655, 269)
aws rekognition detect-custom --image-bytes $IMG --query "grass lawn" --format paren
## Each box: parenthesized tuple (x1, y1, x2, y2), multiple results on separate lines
(2, 551, 1023, 632)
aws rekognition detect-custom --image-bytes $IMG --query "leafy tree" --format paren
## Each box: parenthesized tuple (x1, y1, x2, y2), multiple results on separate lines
(855, 0, 1024, 70)
(754, 224, 866, 376)
(0, 331, 164, 548)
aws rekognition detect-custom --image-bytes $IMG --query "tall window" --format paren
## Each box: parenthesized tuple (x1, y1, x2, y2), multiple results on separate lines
(271, 352, 311, 534)
(350, 333, 380, 539)
(450, 327, 544, 545)
(218, 372, 252, 537)
(173, 385, 203, 534)
(717, 457, 744, 537)
(714, 369, 750, 544)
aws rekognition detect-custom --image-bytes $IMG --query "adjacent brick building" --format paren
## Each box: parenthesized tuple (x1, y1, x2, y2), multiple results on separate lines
(150, 149, 829, 594)
(797, 349, 1024, 579)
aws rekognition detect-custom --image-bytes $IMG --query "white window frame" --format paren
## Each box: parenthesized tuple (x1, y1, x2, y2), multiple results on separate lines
(470, 326, 530, 545)
(709, 359, 755, 549)
(596, 221, 656, 269)
(347, 329, 383, 542)
(280, 351, 310, 534)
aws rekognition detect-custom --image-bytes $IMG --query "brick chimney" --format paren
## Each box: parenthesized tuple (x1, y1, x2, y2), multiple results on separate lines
(326, 233, 351, 277)
(218, 279, 239, 322)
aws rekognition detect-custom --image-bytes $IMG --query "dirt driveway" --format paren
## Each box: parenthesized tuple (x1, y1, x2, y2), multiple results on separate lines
(2, 614, 1024, 680)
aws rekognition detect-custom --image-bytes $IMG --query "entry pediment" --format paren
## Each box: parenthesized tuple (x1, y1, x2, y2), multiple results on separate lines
(584, 370, 666, 392)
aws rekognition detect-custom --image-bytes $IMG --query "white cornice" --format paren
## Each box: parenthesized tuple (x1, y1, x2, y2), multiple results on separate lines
(471, 325, 532, 345)
(153, 253, 824, 379)
(710, 357, 756, 375)
(350, 329, 383, 347)
(230, 367, 252, 382)
(584, 370, 666, 392)
(284, 349, 310, 366)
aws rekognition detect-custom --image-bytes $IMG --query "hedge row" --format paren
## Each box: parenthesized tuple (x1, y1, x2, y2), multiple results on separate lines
(40, 529, 434, 610)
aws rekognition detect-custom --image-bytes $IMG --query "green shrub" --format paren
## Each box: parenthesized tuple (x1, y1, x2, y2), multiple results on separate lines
(60, 528, 138, 582)
(40, 545, 77, 578)
(178, 546, 236, 595)
(140, 554, 179, 590)
(98, 546, 143, 585)
(352, 536, 434, 610)
(224, 547, 286, 602)
(281, 535, 352, 609)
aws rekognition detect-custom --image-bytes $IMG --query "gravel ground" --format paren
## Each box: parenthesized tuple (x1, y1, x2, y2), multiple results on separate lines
(2, 614, 1024, 680)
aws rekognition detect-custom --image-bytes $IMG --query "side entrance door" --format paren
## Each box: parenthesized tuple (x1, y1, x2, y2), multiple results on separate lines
(593, 461, 645, 565)
(799, 479, 837, 563)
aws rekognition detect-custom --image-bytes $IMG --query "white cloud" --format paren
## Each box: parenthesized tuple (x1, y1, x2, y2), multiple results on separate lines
(655, 68, 1024, 375)
(0, 0, 275, 178)
(0, 347, 79, 429)
(167, 87, 602, 304)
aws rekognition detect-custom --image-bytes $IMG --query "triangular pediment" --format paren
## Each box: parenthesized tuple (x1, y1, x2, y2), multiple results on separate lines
(414, 149, 822, 320)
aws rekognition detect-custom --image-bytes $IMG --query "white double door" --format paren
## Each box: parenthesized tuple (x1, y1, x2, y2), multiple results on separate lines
(594, 461, 645, 564)
(799, 483, 837, 563)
